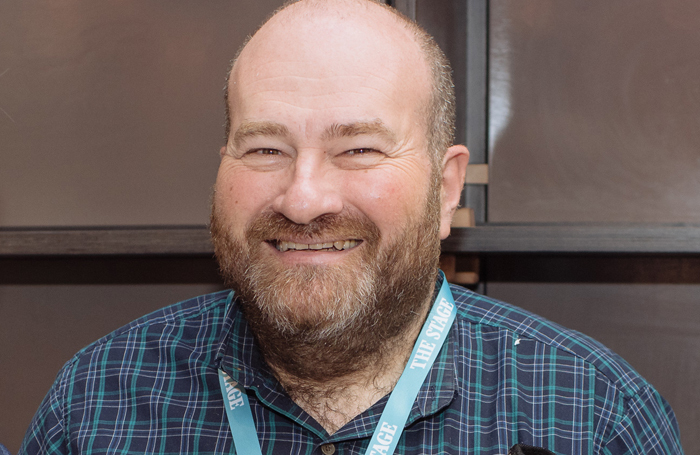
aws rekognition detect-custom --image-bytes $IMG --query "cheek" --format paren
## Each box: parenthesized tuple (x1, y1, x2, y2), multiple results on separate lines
(345, 171, 427, 231)
(215, 164, 277, 227)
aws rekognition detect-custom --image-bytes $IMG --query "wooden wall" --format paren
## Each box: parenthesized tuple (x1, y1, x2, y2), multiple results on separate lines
(1, 1, 698, 453)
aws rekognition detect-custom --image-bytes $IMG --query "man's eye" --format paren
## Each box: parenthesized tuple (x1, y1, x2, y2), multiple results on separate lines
(334, 147, 385, 170)
(239, 148, 291, 171)
(346, 148, 378, 156)
(251, 148, 282, 155)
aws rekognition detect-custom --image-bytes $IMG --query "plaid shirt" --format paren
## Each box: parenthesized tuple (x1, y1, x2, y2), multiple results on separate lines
(21, 278, 683, 455)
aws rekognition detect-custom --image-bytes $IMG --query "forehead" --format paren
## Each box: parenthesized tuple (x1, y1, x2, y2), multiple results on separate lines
(228, 4, 431, 130)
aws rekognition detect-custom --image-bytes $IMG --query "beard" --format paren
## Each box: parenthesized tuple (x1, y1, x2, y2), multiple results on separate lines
(210, 184, 442, 383)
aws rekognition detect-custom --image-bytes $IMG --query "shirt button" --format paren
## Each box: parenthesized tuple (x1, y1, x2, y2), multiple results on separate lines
(320, 443, 336, 455)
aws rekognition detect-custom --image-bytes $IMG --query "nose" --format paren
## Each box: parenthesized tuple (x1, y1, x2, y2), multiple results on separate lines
(271, 151, 343, 224)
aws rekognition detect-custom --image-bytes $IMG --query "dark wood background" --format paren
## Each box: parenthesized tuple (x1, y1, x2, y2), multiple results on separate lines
(1, 0, 699, 453)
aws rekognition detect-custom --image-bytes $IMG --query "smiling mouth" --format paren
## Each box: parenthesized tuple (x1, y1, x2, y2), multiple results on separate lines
(272, 239, 360, 252)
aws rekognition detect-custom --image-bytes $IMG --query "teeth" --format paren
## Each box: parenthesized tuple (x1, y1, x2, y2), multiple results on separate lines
(275, 240, 359, 252)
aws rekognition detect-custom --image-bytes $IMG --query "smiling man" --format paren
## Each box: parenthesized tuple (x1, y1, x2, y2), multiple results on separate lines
(208, 0, 466, 433)
(21, 1, 683, 454)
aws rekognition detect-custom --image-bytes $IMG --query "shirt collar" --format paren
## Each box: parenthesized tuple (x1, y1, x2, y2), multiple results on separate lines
(215, 292, 327, 436)
(214, 291, 278, 389)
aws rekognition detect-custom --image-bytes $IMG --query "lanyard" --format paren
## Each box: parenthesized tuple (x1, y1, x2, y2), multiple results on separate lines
(219, 272, 457, 455)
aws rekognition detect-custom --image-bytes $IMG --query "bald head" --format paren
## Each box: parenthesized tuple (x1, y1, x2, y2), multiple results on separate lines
(224, 0, 455, 167)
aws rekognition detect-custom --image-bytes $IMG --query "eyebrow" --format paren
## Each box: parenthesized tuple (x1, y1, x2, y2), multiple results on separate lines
(231, 119, 396, 149)
(322, 120, 397, 143)
(232, 121, 291, 149)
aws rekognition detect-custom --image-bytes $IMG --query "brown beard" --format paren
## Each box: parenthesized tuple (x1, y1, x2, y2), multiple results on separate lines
(210, 189, 441, 385)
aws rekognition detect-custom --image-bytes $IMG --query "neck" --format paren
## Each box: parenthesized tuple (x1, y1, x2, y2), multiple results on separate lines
(268, 294, 432, 434)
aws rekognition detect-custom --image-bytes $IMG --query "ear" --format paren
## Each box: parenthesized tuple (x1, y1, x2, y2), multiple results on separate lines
(219, 145, 227, 159)
(439, 144, 469, 239)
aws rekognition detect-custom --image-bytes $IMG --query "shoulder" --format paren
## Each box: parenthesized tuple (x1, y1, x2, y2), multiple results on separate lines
(54, 289, 233, 386)
(20, 290, 233, 454)
(447, 285, 683, 452)
(77, 290, 231, 356)
(448, 284, 646, 397)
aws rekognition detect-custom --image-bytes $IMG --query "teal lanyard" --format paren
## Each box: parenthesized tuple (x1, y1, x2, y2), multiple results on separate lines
(218, 272, 457, 455)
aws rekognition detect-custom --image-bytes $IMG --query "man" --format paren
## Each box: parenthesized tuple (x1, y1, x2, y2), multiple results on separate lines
(21, 1, 683, 454)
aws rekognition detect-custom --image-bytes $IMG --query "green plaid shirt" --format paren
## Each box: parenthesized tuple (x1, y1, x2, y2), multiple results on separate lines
(21, 278, 683, 454)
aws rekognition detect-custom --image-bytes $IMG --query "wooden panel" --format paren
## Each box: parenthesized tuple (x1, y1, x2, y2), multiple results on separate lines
(0, 0, 285, 227)
(488, 0, 700, 223)
(465, 163, 489, 184)
(0, 226, 212, 255)
(464, 0, 488, 223)
(443, 225, 700, 254)
(0, 256, 222, 285)
(3, 224, 700, 256)
(482, 255, 700, 284)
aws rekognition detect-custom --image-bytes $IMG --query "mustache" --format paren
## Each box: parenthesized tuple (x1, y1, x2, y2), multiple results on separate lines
(246, 211, 381, 244)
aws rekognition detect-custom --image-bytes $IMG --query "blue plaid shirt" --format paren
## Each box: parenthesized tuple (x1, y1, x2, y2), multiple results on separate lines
(21, 278, 683, 454)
